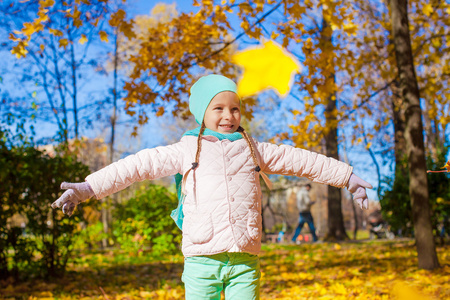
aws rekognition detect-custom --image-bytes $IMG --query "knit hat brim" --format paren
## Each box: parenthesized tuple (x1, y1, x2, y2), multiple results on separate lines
(189, 74, 238, 124)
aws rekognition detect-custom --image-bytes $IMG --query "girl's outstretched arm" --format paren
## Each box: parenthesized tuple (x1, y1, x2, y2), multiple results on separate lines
(257, 142, 373, 209)
(51, 141, 185, 216)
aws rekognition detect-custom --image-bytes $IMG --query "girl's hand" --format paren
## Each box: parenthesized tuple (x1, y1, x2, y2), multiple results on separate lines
(347, 174, 373, 210)
(51, 182, 95, 216)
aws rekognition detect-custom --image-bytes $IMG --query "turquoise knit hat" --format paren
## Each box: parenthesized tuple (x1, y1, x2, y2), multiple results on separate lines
(189, 74, 238, 124)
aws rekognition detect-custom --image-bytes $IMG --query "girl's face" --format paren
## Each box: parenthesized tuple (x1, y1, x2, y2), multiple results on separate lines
(203, 91, 241, 134)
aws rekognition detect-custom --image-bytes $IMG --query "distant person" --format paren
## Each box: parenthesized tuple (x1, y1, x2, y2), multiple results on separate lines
(51, 74, 372, 299)
(292, 184, 318, 243)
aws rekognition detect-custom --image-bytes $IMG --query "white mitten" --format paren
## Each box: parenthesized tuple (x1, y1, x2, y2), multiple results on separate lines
(347, 173, 373, 209)
(51, 182, 95, 216)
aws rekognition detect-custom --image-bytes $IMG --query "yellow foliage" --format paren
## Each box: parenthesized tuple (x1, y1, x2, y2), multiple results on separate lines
(11, 41, 28, 58)
(78, 34, 88, 44)
(156, 106, 165, 117)
(39, 0, 55, 8)
(73, 18, 83, 28)
(9, 33, 21, 42)
(59, 38, 69, 49)
(36, 9, 49, 23)
(49, 28, 63, 37)
(422, 4, 433, 17)
(109, 8, 127, 27)
(22, 22, 38, 36)
(343, 21, 358, 36)
(232, 40, 302, 98)
(99, 30, 108, 42)
(392, 282, 432, 300)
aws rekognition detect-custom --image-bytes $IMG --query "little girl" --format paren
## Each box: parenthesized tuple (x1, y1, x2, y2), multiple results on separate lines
(52, 74, 372, 300)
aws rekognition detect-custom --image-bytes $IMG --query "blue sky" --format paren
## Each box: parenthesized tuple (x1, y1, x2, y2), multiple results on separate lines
(129, 0, 194, 14)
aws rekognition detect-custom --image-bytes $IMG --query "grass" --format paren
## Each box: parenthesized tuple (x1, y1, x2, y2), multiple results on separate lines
(1, 239, 449, 299)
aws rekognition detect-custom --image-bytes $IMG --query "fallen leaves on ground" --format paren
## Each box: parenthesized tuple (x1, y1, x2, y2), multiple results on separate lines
(1, 239, 448, 299)
(259, 240, 449, 299)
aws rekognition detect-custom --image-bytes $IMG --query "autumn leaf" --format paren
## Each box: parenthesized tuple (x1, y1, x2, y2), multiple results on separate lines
(156, 106, 165, 117)
(343, 21, 358, 36)
(119, 21, 136, 40)
(49, 28, 63, 37)
(392, 282, 432, 300)
(10, 41, 28, 58)
(3, 241, 449, 299)
(422, 3, 433, 17)
(78, 34, 88, 44)
(59, 38, 69, 49)
(73, 18, 83, 28)
(9, 33, 21, 42)
(99, 30, 108, 42)
(109, 9, 126, 27)
(231, 39, 302, 98)
(39, 0, 55, 8)
(22, 22, 37, 36)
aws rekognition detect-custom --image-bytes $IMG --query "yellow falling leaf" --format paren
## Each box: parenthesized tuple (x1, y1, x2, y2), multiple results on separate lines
(231, 39, 301, 98)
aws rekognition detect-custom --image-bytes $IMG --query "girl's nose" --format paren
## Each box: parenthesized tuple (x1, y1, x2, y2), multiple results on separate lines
(223, 109, 232, 119)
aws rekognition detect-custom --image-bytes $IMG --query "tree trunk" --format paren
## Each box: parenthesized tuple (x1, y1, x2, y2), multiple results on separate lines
(392, 93, 407, 176)
(388, 0, 439, 270)
(101, 29, 121, 249)
(422, 99, 443, 162)
(68, 24, 79, 139)
(342, 140, 358, 240)
(321, 16, 348, 241)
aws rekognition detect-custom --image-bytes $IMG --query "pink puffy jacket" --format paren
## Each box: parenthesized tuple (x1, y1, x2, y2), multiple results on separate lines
(86, 135, 353, 257)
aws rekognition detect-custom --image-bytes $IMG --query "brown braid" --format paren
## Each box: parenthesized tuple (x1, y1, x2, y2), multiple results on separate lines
(192, 123, 206, 169)
(237, 126, 261, 171)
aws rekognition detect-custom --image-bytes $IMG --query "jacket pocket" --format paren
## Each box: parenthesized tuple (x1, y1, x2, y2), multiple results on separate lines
(185, 212, 214, 244)
(247, 209, 262, 240)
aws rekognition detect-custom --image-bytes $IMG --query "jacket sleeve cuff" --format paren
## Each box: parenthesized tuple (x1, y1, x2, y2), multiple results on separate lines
(342, 167, 353, 189)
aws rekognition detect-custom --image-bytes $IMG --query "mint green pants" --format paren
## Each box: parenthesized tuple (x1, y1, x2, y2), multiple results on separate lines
(182, 252, 261, 300)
